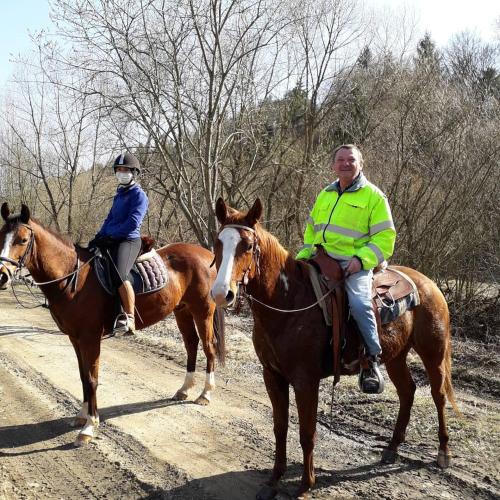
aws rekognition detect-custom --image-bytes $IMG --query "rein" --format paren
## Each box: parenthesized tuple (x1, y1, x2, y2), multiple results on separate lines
(241, 284, 341, 313)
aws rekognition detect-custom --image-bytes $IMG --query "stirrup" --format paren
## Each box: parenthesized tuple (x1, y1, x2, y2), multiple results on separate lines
(112, 313, 135, 336)
(358, 356, 385, 394)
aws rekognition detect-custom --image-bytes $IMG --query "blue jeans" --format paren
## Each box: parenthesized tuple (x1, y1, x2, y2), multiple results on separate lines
(338, 261, 381, 356)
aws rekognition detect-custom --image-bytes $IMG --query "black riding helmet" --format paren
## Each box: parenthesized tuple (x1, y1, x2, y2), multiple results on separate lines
(113, 152, 141, 174)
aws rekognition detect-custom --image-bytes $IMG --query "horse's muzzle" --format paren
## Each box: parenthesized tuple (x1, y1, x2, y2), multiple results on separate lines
(0, 270, 11, 290)
(210, 282, 237, 308)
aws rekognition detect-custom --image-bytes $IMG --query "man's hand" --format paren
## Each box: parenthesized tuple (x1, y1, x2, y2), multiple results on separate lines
(345, 256, 362, 276)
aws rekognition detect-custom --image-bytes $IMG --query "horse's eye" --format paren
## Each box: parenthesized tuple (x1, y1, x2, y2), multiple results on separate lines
(242, 240, 253, 252)
(20, 238, 29, 244)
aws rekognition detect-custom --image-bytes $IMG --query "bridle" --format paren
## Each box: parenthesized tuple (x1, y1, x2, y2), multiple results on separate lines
(215, 223, 341, 314)
(218, 223, 261, 287)
(0, 223, 35, 275)
(0, 222, 94, 298)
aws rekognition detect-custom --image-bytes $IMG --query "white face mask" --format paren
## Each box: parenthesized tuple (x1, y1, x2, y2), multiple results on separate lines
(116, 171, 134, 185)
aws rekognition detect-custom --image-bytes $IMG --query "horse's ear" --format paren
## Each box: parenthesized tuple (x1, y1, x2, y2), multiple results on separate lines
(20, 204, 30, 224)
(247, 198, 263, 226)
(1, 202, 10, 221)
(215, 198, 228, 224)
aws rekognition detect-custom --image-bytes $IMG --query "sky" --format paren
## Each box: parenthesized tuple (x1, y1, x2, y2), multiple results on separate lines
(0, 0, 498, 87)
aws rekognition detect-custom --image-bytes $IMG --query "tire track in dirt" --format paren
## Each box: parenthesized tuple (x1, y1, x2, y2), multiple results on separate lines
(0, 357, 158, 499)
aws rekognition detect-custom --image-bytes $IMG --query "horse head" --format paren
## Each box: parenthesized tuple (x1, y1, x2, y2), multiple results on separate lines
(211, 198, 262, 307)
(0, 202, 33, 290)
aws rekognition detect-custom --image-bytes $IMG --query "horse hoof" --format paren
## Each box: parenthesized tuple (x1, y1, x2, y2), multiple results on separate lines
(71, 417, 88, 428)
(74, 434, 92, 447)
(256, 484, 277, 500)
(437, 450, 451, 469)
(381, 448, 398, 464)
(195, 395, 210, 406)
(172, 391, 188, 401)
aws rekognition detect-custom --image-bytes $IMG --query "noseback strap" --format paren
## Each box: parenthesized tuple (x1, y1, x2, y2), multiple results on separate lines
(222, 224, 256, 233)
(0, 256, 18, 266)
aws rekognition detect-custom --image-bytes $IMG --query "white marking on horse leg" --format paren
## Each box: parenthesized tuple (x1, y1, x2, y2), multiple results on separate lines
(72, 401, 89, 427)
(75, 414, 100, 444)
(198, 371, 215, 402)
(211, 228, 241, 305)
(176, 371, 196, 397)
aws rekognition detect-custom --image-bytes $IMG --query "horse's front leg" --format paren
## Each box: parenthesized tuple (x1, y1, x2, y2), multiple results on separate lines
(194, 313, 217, 405)
(293, 380, 319, 499)
(172, 308, 199, 402)
(75, 336, 101, 446)
(69, 337, 88, 428)
(256, 367, 289, 500)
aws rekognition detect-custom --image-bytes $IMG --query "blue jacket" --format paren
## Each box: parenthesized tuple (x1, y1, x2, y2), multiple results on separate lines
(97, 183, 149, 240)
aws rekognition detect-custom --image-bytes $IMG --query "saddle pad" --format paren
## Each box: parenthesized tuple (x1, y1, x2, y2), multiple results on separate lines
(93, 249, 168, 296)
(134, 250, 169, 294)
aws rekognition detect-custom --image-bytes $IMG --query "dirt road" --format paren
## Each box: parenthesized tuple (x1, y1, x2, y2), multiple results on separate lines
(0, 290, 498, 499)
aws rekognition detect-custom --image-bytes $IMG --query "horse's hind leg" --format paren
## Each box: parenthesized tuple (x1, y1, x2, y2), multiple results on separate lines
(382, 349, 416, 464)
(75, 336, 101, 446)
(69, 337, 88, 428)
(172, 306, 199, 401)
(192, 306, 217, 405)
(415, 348, 452, 468)
(256, 368, 289, 500)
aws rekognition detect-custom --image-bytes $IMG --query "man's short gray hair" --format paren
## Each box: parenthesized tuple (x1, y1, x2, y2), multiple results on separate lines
(332, 144, 364, 167)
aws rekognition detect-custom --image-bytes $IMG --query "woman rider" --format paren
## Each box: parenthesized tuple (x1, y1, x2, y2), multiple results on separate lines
(89, 152, 149, 335)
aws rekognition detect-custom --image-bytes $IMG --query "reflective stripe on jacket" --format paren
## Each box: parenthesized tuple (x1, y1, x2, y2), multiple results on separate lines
(296, 174, 396, 270)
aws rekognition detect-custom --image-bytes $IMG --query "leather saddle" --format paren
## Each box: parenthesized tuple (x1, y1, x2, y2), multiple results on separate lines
(307, 247, 419, 382)
(92, 236, 169, 296)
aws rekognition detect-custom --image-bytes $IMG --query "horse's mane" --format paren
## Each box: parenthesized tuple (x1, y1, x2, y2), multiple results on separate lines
(30, 218, 75, 249)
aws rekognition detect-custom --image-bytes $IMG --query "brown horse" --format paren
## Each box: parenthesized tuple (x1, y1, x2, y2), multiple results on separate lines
(0, 203, 224, 445)
(211, 198, 459, 499)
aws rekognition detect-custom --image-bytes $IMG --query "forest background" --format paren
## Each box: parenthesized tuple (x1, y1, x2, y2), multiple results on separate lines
(0, 0, 498, 341)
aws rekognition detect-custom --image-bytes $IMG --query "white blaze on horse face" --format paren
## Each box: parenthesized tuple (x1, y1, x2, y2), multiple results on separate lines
(211, 227, 241, 306)
(0, 232, 14, 285)
(0, 231, 13, 259)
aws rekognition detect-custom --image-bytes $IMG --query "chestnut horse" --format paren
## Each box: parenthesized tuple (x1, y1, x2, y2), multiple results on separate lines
(211, 198, 459, 499)
(0, 203, 224, 445)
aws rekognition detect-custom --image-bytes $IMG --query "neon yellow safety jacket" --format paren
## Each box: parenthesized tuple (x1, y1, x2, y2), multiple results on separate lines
(296, 174, 396, 270)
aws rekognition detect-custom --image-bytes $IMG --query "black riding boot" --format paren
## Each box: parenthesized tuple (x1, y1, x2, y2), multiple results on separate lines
(359, 355, 385, 394)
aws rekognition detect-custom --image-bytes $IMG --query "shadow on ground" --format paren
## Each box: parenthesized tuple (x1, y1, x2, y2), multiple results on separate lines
(141, 460, 430, 499)
(0, 397, 193, 452)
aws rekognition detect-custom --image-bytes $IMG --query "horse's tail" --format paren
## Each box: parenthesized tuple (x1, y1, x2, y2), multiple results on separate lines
(444, 333, 461, 416)
(213, 306, 226, 366)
